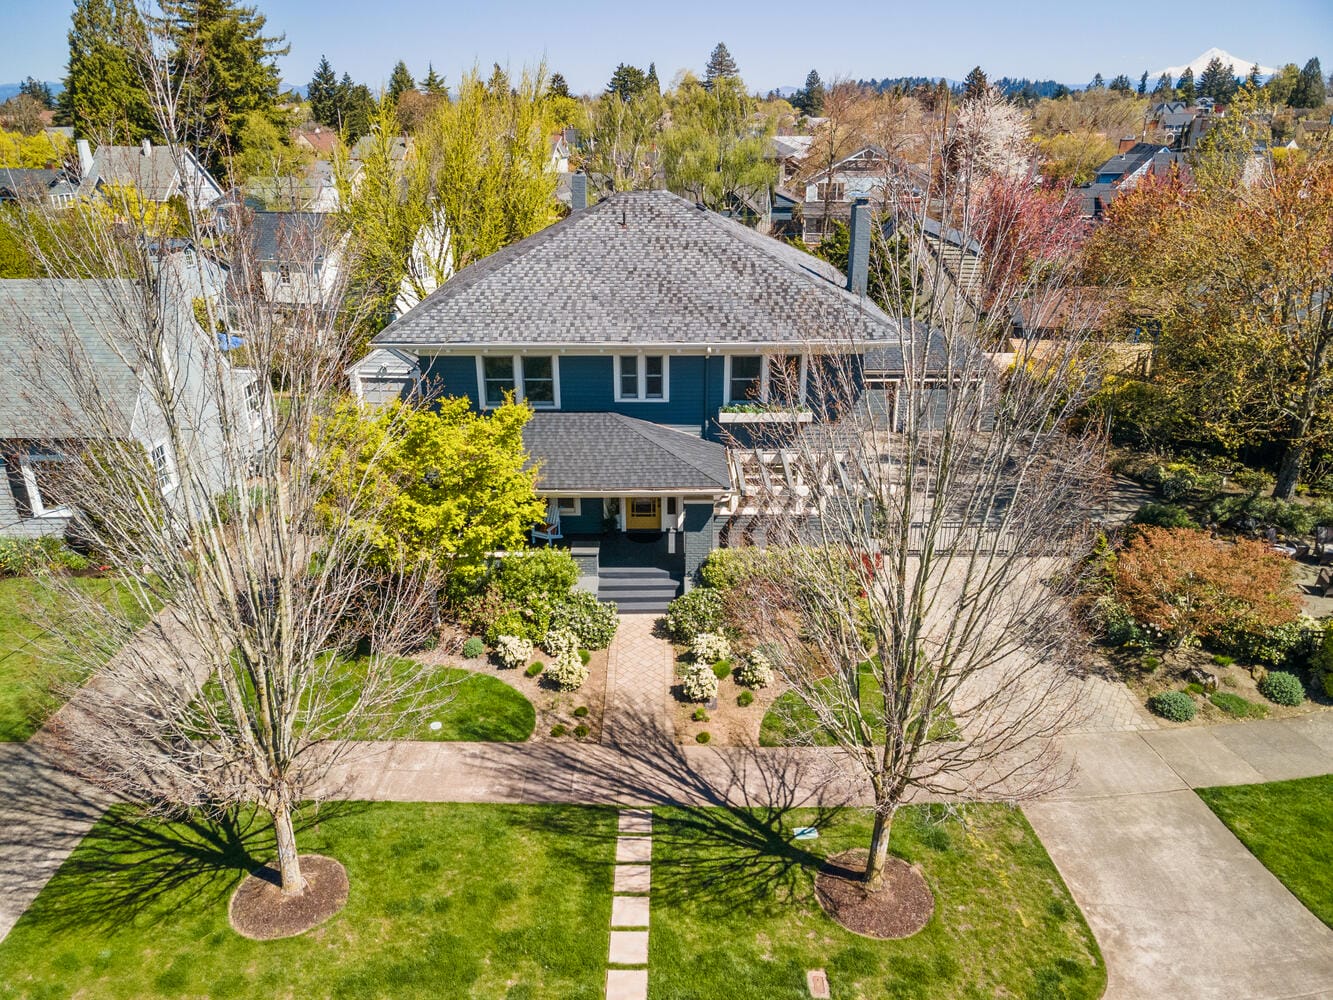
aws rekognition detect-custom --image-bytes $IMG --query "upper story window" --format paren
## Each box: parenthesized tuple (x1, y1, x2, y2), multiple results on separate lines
(724, 354, 808, 405)
(478, 355, 559, 409)
(614, 355, 668, 402)
(278, 263, 292, 284)
(816, 181, 846, 202)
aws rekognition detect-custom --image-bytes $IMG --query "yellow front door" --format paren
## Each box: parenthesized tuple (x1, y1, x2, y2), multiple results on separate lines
(626, 497, 660, 531)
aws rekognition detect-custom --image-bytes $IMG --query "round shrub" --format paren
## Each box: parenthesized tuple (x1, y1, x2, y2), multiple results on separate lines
(543, 627, 579, 660)
(492, 548, 579, 605)
(572, 705, 589, 718)
(525, 661, 545, 678)
(1147, 690, 1197, 722)
(691, 707, 709, 722)
(578, 648, 591, 666)
(550, 723, 567, 737)
(695, 731, 711, 744)
(1257, 670, 1305, 706)
(494, 635, 534, 670)
(483, 605, 550, 645)
(547, 650, 589, 691)
(736, 650, 775, 688)
(665, 588, 725, 643)
(1133, 503, 1197, 529)
(548, 590, 618, 649)
(680, 662, 719, 703)
(573, 724, 590, 739)
(461, 637, 486, 660)
(736, 690, 754, 707)
(711, 659, 731, 680)
(690, 632, 732, 665)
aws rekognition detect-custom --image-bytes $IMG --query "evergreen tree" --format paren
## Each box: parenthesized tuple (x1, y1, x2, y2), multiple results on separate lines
(1177, 67, 1195, 104)
(1292, 57, 1326, 109)
(333, 72, 374, 142)
(797, 69, 825, 115)
(158, 0, 288, 152)
(19, 78, 56, 109)
(607, 63, 648, 99)
(1246, 64, 1262, 89)
(308, 55, 338, 126)
(422, 63, 447, 96)
(645, 63, 660, 94)
(1138, 71, 1149, 96)
(1152, 73, 1173, 98)
(1109, 74, 1133, 94)
(963, 66, 988, 99)
(704, 42, 739, 90)
(387, 60, 415, 105)
(548, 72, 570, 99)
(1198, 56, 1236, 102)
(1089, 73, 1105, 90)
(58, 0, 153, 140)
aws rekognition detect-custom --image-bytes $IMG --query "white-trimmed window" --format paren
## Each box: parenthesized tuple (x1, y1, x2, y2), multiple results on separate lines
(556, 497, 581, 516)
(724, 354, 808, 404)
(614, 355, 668, 401)
(278, 263, 291, 284)
(18, 453, 72, 518)
(816, 181, 846, 202)
(150, 441, 176, 492)
(244, 378, 263, 416)
(477, 355, 560, 409)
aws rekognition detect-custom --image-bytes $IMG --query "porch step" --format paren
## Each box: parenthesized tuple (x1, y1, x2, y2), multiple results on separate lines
(597, 568, 682, 613)
(599, 586, 681, 601)
(598, 567, 679, 581)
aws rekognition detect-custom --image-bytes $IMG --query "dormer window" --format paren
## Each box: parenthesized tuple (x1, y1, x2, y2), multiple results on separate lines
(614, 355, 668, 401)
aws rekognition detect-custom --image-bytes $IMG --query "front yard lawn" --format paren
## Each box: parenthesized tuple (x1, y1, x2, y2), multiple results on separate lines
(0, 576, 144, 742)
(1197, 775, 1333, 928)
(0, 802, 614, 999)
(415, 666, 536, 741)
(649, 803, 1105, 1000)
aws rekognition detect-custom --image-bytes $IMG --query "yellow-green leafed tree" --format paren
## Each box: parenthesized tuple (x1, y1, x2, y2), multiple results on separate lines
(0, 128, 72, 169)
(322, 396, 545, 584)
(660, 74, 776, 214)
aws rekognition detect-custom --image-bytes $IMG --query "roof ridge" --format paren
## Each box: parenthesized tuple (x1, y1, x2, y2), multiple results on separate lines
(608, 412, 728, 486)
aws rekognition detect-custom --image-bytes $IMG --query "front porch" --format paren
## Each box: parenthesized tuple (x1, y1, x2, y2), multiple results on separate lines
(560, 531, 685, 614)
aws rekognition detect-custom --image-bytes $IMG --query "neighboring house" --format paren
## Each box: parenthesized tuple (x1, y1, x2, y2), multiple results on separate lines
(770, 134, 813, 184)
(292, 126, 339, 158)
(75, 138, 225, 213)
(0, 277, 266, 539)
(248, 211, 344, 308)
(797, 146, 927, 242)
(1076, 142, 1179, 219)
(365, 189, 949, 601)
(346, 348, 422, 405)
(0, 168, 78, 208)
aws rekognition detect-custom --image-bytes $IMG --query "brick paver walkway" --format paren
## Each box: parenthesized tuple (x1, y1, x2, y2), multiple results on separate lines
(602, 614, 674, 746)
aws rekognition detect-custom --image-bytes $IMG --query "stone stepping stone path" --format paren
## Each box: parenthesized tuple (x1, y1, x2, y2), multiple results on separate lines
(606, 808, 652, 1000)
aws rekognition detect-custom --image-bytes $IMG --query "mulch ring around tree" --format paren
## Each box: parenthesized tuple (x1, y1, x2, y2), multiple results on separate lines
(814, 849, 934, 939)
(228, 854, 349, 940)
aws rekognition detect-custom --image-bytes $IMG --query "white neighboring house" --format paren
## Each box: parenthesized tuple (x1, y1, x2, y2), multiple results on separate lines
(75, 139, 225, 214)
(393, 206, 455, 317)
(0, 275, 267, 539)
(250, 211, 346, 308)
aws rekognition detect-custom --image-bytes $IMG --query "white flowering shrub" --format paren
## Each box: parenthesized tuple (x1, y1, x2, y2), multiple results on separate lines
(680, 661, 719, 703)
(494, 635, 534, 670)
(737, 650, 774, 688)
(690, 632, 732, 664)
(547, 649, 589, 691)
(543, 627, 579, 660)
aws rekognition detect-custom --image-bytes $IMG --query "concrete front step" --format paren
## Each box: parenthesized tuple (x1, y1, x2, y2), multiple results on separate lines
(599, 566, 679, 580)
(599, 586, 681, 600)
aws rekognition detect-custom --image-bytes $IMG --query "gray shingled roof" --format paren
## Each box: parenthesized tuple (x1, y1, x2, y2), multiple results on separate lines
(251, 211, 331, 263)
(79, 143, 222, 204)
(523, 411, 730, 493)
(0, 279, 141, 438)
(373, 189, 902, 350)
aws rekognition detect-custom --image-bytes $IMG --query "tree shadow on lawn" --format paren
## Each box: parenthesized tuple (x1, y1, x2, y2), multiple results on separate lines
(9, 750, 369, 935)
(519, 709, 856, 915)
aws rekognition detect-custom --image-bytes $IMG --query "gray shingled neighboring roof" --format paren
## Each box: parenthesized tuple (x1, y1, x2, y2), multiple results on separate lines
(1094, 143, 1171, 180)
(79, 143, 222, 204)
(0, 168, 70, 201)
(251, 211, 330, 263)
(0, 279, 141, 438)
(373, 189, 902, 350)
(523, 411, 730, 493)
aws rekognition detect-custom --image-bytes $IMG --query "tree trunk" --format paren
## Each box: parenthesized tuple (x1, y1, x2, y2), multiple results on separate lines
(272, 801, 307, 896)
(864, 808, 895, 892)
(1274, 441, 1304, 501)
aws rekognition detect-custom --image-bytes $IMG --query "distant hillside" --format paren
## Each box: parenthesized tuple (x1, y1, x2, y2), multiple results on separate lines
(855, 75, 1070, 98)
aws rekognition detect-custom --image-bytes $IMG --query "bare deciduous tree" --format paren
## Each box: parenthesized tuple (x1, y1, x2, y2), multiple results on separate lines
(721, 146, 1106, 893)
(4, 21, 446, 904)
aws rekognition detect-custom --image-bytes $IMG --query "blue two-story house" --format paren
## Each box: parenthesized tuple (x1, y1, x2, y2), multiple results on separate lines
(369, 186, 913, 608)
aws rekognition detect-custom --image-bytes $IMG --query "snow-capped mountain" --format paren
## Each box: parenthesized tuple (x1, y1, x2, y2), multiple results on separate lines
(1152, 48, 1275, 80)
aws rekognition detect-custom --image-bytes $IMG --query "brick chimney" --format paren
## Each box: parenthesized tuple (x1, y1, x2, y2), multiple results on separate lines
(570, 171, 587, 212)
(1118, 137, 1137, 153)
(847, 198, 871, 297)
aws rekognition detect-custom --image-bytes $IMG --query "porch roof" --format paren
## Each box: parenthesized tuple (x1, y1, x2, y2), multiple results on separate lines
(523, 411, 730, 494)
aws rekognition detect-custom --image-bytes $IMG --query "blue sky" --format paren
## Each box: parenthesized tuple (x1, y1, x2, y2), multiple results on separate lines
(5, 0, 1329, 94)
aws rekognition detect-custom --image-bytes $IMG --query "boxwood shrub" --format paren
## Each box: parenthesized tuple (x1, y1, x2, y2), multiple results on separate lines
(461, 637, 485, 659)
(1147, 690, 1197, 722)
(665, 588, 725, 643)
(1257, 670, 1305, 706)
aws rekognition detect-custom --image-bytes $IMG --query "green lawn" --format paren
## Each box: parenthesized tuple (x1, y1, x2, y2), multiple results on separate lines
(1197, 775, 1333, 928)
(0, 802, 615, 999)
(649, 804, 1105, 1000)
(760, 665, 955, 748)
(0, 575, 145, 742)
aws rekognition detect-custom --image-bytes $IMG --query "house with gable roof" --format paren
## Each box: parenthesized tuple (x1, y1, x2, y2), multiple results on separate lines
(366, 183, 944, 608)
